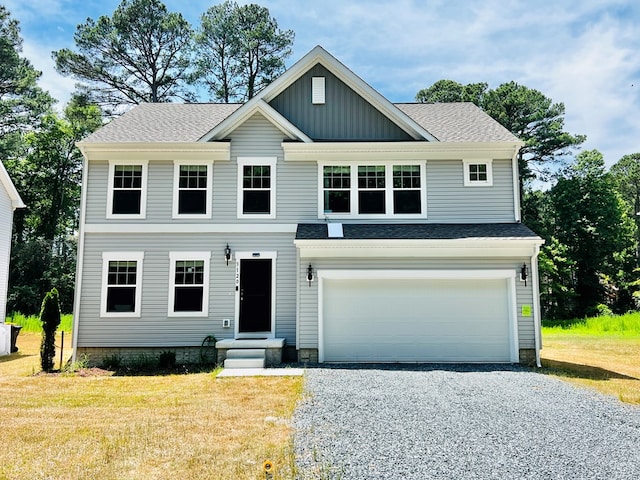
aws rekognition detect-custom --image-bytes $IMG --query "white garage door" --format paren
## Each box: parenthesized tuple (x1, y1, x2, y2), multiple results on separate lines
(321, 273, 515, 363)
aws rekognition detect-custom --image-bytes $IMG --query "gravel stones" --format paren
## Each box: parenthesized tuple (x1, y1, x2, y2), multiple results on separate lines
(293, 365, 640, 479)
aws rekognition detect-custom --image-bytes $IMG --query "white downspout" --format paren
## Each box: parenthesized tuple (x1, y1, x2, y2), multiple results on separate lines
(531, 243, 543, 367)
(512, 146, 522, 222)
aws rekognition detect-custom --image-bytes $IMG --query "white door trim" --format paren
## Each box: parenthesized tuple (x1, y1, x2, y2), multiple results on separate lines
(234, 251, 277, 339)
(318, 269, 518, 363)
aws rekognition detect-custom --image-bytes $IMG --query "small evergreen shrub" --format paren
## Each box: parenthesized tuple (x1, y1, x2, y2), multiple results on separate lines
(101, 354, 123, 370)
(39, 288, 61, 372)
(158, 351, 177, 369)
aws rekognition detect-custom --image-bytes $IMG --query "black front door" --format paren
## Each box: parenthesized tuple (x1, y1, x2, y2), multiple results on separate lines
(238, 259, 272, 333)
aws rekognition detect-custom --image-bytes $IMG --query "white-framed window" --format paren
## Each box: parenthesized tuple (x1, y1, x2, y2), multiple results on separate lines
(172, 160, 213, 218)
(106, 160, 148, 218)
(319, 162, 426, 218)
(237, 157, 277, 219)
(168, 252, 211, 317)
(100, 252, 144, 317)
(463, 159, 493, 187)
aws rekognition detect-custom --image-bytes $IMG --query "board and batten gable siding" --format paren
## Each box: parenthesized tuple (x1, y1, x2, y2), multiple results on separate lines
(427, 159, 516, 222)
(269, 64, 414, 141)
(0, 184, 13, 322)
(297, 257, 535, 351)
(75, 232, 297, 347)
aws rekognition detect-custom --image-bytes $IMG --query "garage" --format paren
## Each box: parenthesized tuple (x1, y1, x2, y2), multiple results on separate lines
(320, 270, 517, 363)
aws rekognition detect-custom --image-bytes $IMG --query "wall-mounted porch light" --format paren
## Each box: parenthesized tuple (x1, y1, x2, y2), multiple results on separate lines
(520, 263, 528, 286)
(224, 244, 232, 266)
(307, 264, 314, 286)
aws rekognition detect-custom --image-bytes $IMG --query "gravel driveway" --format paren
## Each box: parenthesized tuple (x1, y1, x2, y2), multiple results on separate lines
(293, 365, 640, 479)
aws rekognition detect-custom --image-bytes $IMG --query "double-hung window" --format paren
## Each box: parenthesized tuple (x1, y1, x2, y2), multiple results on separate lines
(238, 157, 276, 218)
(173, 161, 213, 218)
(462, 159, 493, 186)
(320, 162, 426, 218)
(101, 252, 144, 317)
(107, 160, 148, 218)
(168, 252, 210, 316)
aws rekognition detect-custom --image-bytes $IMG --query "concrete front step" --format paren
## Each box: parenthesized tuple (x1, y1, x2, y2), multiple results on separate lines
(224, 357, 266, 369)
(226, 348, 266, 359)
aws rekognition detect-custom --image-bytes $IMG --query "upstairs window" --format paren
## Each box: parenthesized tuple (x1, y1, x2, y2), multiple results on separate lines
(323, 165, 351, 214)
(358, 166, 386, 214)
(320, 162, 426, 218)
(101, 252, 144, 317)
(463, 159, 493, 187)
(393, 165, 422, 214)
(169, 252, 210, 316)
(107, 160, 148, 218)
(173, 161, 212, 218)
(238, 157, 276, 218)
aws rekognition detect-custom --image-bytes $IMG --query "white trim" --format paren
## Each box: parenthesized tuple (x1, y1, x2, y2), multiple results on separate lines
(77, 142, 231, 162)
(172, 160, 213, 219)
(84, 223, 298, 234)
(295, 237, 545, 260)
(531, 244, 543, 367)
(462, 159, 493, 187)
(201, 100, 312, 142)
(318, 161, 427, 220)
(234, 251, 278, 339)
(317, 269, 518, 363)
(168, 251, 211, 317)
(0, 160, 25, 209)
(283, 141, 523, 162)
(100, 252, 144, 318)
(106, 160, 149, 219)
(237, 157, 277, 219)
(512, 148, 522, 222)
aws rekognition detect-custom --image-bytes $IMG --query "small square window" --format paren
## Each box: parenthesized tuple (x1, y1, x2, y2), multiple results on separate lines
(463, 160, 493, 186)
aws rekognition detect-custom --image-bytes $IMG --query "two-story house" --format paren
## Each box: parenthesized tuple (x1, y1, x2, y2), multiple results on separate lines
(73, 46, 544, 367)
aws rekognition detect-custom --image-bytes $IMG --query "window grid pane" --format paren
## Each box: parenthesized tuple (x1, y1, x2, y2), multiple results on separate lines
(323, 166, 351, 189)
(113, 165, 142, 189)
(243, 165, 271, 189)
(323, 166, 351, 213)
(174, 260, 205, 285)
(179, 165, 207, 189)
(469, 164, 488, 182)
(107, 261, 137, 285)
(358, 166, 385, 189)
(393, 165, 421, 189)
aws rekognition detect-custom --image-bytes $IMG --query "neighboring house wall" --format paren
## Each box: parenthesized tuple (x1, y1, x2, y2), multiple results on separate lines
(0, 183, 13, 323)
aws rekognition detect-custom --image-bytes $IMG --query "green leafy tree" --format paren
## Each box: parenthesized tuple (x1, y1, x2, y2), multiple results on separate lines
(415, 80, 585, 184)
(548, 150, 637, 317)
(39, 288, 61, 372)
(193, 1, 294, 102)
(53, 0, 193, 111)
(0, 6, 54, 158)
(6, 95, 102, 314)
(609, 153, 640, 252)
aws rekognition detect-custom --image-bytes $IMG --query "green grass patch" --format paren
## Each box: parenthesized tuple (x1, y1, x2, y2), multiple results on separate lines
(542, 311, 640, 337)
(5, 312, 73, 333)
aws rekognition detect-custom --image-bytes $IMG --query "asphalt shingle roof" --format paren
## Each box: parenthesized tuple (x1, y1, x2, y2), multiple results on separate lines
(80, 102, 519, 144)
(295, 223, 540, 240)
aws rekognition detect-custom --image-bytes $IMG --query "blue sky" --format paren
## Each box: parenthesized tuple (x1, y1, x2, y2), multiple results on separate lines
(4, 0, 640, 166)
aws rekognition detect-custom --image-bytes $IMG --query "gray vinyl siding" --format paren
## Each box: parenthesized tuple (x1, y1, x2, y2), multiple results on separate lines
(269, 64, 414, 141)
(0, 186, 13, 323)
(427, 159, 516, 222)
(297, 257, 535, 351)
(75, 232, 297, 347)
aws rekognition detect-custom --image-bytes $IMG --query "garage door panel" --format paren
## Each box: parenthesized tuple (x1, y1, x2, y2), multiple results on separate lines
(322, 275, 513, 362)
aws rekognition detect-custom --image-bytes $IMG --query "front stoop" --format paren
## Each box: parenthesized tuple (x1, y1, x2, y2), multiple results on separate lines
(216, 338, 285, 367)
(223, 349, 266, 369)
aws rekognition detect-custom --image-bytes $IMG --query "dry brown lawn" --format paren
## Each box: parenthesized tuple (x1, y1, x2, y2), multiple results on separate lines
(0, 332, 304, 480)
(540, 332, 640, 404)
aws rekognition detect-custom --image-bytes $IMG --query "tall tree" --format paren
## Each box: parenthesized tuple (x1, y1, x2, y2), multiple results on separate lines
(415, 80, 585, 184)
(193, 1, 294, 102)
(547, 150, 636, 317)
(0, 6, 54, 158)
(53, 0, 193, 111)
(7, 95, 102, 314)
(609, 153, 640, 255)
